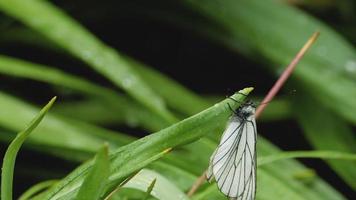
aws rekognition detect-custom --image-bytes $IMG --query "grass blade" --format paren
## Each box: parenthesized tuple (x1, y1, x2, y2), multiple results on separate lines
(0, 0, 176, 124)
(0, 55, 170, 131)
(294, 95, 356, 189)
(142, 178, 156, 200)
(123, 169, 188, 200)
(182, 0, 356, 124)
(1, 97, 56, 200)
(76, 144, 110, 200)
(0, 92, 109, 154)
(192, 168, 309, 200)
(257, 138, 345, 200)
(19, 180, 58, 200)
(258, 150, 356, 166)
(127, 58, 211, 115)
(41, 88, 252, 199)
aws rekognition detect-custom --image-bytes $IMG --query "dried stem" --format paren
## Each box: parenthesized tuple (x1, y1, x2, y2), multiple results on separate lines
(186, 31, 320, 197)
(255, 31, 319, 118)
(187, 171, 207, 197)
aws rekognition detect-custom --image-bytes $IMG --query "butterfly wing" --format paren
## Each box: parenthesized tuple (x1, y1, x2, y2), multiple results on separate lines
(208, 115, 257, 200)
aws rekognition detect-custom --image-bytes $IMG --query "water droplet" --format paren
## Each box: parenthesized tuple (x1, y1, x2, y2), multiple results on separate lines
(81, 50, 93, 60)
(122, 76, 137, 88)
(344, 60, 356, 74)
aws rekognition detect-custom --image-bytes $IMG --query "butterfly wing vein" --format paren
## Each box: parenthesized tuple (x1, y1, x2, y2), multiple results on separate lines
(208, 117, 256, 200)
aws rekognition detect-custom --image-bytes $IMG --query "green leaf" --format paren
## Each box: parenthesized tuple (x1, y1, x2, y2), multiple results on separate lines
(294, 95, 356, 189)
(192, 168, 309, 200)
(147, 161, 197, 191)
(142, 178, 156, 200)
(0, 92, 108, 155)
(189, 135, 346, 200)
(0, 55, 170, 131)
(127, 58, 211, 115)
(1, 97, 56, 200)
(39, 88, 252, 199)
(0, 0, 177, 124)
(76, 144, 110, 200)
(182, 0, 356, 124)
(258, 150, 356, 166)
(122, 169, 188, 200)
(193, 138, 346, 200)
(256, 97, 292, 121)
(257, 138, 345, 200)
(19, 180, 58, 200)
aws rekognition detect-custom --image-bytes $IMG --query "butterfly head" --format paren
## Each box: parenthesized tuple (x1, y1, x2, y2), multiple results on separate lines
(237, 100, 256, 119)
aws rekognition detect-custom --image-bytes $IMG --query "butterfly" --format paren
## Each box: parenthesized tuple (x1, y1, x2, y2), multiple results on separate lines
(207, 99, 257, 200)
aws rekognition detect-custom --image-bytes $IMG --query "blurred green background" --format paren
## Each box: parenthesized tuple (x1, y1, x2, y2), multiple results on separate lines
(0, 0, 355, 199)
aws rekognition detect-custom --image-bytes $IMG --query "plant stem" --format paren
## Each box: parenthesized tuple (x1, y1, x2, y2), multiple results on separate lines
(255, 31, 320, 118)
(187, 31, 320, 197)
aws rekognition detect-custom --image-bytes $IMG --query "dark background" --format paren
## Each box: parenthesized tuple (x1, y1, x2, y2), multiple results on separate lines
(0, 0, 355, 198)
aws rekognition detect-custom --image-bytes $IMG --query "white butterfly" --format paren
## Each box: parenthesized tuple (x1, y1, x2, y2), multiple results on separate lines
(207, 100, 257, 200)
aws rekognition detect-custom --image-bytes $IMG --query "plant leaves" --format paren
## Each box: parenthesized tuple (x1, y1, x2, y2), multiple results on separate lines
(122, 169, 188, 200)
(1, 97, 56, 200)
(39, 88, 252, 199)
(0, 91, 137, 162)
(127, 58, 211, 115)
(258, 150, 356, 166)
(19, 180, 58, 200)
(0, 92, 108, 154)
(0, 55, 170, 131)
(193, 137, 346, 200)
(294, 95, 356, 189)
(182, 0, 356, 124)
(0, 0, 177, 124)
(76, 144, 110, 200)
(142, 178, 156, 200)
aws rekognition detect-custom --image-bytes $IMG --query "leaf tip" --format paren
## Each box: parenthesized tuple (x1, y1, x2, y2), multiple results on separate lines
(162, 147, 172, 154)
(238, 87, 254, 95)
(47, 96, 57, 107)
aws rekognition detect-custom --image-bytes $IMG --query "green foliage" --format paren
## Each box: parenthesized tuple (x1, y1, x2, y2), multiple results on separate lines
(39, 90, 252, 199)
(18, 180, 58, 200)
(76, 144, 110, 200)
(122, 169, 188, 200)
(143, 178, 156, 200)
(0, 0, 355, 199)
(1, 97, 56, 200)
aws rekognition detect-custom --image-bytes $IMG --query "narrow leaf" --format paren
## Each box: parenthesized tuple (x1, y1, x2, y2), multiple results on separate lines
(294, 95, 356, 189)
(19, 180, 58, 200)
(0, 92, 109, 154)
(123, 169, 188, 200)
(0, 55, 170, 131)
(40, 88, 252, 199)
(76, 144, 110, 200)
(1, 97, 56, 200)
(0, 0, 176, 123)
(258, 150, 356, 166)
(143, 178, 156, 200)
(182, 0, 356, 124)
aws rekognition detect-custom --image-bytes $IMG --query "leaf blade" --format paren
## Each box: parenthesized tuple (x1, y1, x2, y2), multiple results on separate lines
(76, 144, 110, 200)
(0, 0, 176, 124)
(1, 97, 56, 200)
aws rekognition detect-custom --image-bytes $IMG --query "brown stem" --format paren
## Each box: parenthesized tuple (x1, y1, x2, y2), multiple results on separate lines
(187, 171, 207, 197)
(186, 31, 320, 197)
(255, 31, 319, 118)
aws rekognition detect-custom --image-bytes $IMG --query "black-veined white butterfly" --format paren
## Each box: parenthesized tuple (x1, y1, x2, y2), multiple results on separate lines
(207, 98, 257, 200)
